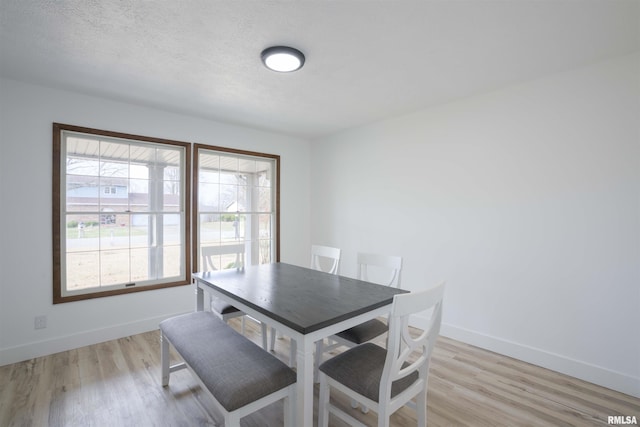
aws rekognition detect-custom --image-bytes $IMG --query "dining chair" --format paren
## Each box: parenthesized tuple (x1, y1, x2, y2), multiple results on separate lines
(269, 244, 342, 365)
(318, 281, 445, 427)
(201, 243, 268, 350)
(314, 252, 402, 403)
(310, 244, 342, 274)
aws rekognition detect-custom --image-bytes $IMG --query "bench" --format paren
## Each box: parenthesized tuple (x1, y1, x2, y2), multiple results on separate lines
(160, 311, 296, 426)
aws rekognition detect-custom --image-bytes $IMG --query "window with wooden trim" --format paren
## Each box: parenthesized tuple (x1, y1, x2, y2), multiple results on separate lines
(53, 123, 191, 303)
(194, 144, 279, 272)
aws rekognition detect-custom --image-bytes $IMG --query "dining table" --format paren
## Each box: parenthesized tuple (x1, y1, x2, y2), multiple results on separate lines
(192, 262, 407, 427)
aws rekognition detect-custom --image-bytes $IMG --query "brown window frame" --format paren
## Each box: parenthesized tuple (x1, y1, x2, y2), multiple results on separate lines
(53, 123, 192, 303)
(193, 144, 280, 273)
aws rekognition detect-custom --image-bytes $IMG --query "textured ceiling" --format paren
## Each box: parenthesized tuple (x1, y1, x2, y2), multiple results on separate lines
(1, 0, 638, 139)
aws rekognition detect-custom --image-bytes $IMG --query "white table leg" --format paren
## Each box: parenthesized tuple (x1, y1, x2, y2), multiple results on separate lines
(195, 282, 204, 311)
(296, 336, 315, 427)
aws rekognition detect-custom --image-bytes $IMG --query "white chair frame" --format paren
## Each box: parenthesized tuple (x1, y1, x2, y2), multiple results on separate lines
(314, 252, 402, 381)
(318, 281, 445, 427)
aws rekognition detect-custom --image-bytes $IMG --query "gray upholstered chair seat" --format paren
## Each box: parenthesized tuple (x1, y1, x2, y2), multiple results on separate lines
(160, 311, 296, 412)
(334, 319, 388, 344)
(319, 342, 418, 403)
(210, 296, 242, 315)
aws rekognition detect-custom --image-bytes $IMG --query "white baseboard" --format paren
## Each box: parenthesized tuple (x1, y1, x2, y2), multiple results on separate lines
(410, 316, 640, 399)
(0, 311, 190, 367)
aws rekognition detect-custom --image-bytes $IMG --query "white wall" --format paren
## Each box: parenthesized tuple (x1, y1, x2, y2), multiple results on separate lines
(1, 54, 637, 399)
(310, 53, 640, 397)
(0, 79, 311, 365)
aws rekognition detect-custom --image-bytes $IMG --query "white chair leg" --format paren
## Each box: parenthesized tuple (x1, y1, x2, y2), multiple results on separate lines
(349, 396, 369, 413)
(349, 385, 369, 413)
(314, 339, 324, 382)
(160, 331, 170, 386)
(260, 322, 268, 350)
(318, 374, 330, 427)
(284, 385, 295, 427)
(377, 404, 390, 427)
(226, 412, 241, 427)
(289, 338, 296, 367)
(416, 388, 427, 426)
(241, 316, 246, 335)
(269, 326, 276, 351)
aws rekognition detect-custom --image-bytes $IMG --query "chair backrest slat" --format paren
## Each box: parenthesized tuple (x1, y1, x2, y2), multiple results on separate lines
(201, 243, 246, 272)
(356, 252, 402, 288)
(311, 245, 341, 275)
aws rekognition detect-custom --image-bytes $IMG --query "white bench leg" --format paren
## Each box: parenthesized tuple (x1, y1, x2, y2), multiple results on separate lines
(161, 331, 170, 386)
(284, 384, 295, 427)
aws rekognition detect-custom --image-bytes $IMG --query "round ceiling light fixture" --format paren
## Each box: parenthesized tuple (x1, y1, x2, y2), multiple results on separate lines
(261, 46, 305, 72)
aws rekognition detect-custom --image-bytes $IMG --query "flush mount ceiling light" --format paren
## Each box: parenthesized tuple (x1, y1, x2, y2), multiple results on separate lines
(261, 46, 305, 72)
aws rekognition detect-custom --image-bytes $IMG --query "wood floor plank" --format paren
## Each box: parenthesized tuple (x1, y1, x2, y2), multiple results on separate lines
(1, 319, 638, 426)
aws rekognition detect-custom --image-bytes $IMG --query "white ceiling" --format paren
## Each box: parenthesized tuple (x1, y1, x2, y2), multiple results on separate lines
(1, 0, 638, 139)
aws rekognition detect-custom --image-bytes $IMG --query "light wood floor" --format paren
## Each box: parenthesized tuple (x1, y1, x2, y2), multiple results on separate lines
(1, 318, 638, 427)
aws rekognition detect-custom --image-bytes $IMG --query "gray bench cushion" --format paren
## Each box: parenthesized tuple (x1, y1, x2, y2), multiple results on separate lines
(160, 311, 296, 412)
(319, 342, 418, 403)
(335, 318, 388, 344)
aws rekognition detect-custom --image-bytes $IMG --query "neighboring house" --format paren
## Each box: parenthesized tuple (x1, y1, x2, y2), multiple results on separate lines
(65, 175, 180, 226)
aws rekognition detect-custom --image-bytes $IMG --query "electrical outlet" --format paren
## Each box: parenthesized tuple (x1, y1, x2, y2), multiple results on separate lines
(34, 315, 47, 329)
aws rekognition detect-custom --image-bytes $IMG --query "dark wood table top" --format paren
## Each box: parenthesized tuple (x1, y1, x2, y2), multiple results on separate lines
(193, 262, 407, 334)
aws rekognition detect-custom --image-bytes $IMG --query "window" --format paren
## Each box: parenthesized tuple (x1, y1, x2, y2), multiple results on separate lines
(52, 126, 277, 303)
(194, 145, 279, 272)
(53, 123, 191, 303)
